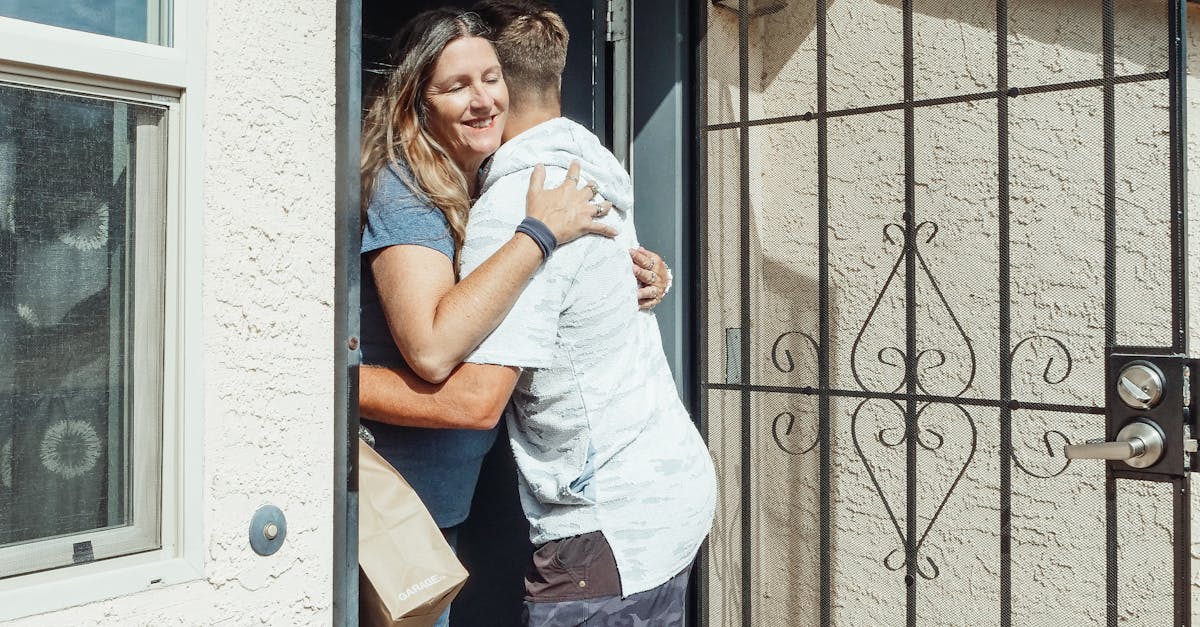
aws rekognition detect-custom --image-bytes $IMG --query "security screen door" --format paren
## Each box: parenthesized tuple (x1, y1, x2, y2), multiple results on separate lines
(698, 1, 1193, 625)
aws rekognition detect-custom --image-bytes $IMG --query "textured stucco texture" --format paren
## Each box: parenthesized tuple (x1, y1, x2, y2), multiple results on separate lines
(10, 0, 337, 624)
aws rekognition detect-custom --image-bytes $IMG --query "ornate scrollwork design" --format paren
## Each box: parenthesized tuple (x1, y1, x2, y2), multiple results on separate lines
(1010, 335, 1073, 385)
(1011, 429, 1073, 479)
(769, 217, 993, 578)
(852, 221, 976, 397)
(911, 222, 976, 397)
(850, 225, 909, 394)
(770, 331, 819, 374)
(851, 399, 977, 581)
(1008, 335, 1075, 478)
(771, 411, 819, 456)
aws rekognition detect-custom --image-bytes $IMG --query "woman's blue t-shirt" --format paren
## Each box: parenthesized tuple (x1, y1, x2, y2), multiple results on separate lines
(359, 162, 498, 529)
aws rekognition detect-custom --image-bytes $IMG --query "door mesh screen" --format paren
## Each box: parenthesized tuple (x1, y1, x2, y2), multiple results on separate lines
(698, 1, 1187, 625)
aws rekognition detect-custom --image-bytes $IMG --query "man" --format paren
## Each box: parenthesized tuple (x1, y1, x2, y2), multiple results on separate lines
(459, 2, 715, 624)
(360, 2, 716, 624)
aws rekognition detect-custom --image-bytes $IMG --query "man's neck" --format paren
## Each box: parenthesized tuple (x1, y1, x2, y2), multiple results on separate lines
(502, 104, 560, 143)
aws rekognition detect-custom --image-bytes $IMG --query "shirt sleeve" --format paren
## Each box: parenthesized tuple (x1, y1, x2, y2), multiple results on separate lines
(460, 168, 572, 369)
(361, 164, 455, 260)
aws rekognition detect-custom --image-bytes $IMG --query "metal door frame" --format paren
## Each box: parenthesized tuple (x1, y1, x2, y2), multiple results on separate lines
(694, 1, 1191, 625)
(334, 0, 360, 624)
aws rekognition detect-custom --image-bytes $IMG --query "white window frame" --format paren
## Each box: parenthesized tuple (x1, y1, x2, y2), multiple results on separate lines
(0, 1, 205, 619)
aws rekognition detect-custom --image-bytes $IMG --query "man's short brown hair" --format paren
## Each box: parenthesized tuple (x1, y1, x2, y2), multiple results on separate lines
(472, 0, 568, 108)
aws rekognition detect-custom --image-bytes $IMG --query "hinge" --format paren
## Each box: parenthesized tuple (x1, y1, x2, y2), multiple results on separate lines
(606, 0, 628, 42)
(725, 327, 743, 385)
(1187, 359, 1199, 472)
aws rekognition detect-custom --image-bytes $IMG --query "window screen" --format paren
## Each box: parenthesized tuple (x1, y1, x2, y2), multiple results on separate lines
(0, 81, 167, 578)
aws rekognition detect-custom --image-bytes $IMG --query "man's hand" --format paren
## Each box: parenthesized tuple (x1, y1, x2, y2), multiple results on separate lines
(631, 246, 671, 310)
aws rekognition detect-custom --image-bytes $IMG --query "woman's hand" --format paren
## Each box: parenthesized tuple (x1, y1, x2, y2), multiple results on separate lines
(631, 247, 671, 310)
(525, 161, 617, 245)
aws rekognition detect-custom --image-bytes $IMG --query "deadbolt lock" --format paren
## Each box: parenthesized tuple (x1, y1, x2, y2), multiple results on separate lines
(1102, 355, 1200, 477)
(1115, 361, 1164, 410)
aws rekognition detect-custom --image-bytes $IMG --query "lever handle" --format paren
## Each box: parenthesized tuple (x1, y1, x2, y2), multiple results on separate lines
(1063, 438, 1146, 461)
(1062, 421, 1164, 469)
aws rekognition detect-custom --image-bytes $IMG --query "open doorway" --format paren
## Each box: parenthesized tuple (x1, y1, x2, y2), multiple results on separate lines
(356, 2, 617, 625)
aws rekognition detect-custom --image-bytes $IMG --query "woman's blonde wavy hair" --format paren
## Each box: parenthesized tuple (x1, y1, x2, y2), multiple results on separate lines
(360, 9, 491, 268)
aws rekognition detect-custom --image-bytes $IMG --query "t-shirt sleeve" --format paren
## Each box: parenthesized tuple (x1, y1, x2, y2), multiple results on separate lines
(460, 168, 572, 369)
(361, 164, 454, 260)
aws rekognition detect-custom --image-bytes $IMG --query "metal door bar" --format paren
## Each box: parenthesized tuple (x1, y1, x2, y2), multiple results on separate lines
(815, 0, 832, 622)
(901, 4, 919, 624)
(706, 383, 1107, 415)
(703, 72, 1168, 132)
(995, 0, 1013, 622)
(735, 3, 752, 626)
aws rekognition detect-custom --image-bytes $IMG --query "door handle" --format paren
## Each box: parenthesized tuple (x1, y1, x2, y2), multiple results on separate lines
(1063, 420, 1165, 469)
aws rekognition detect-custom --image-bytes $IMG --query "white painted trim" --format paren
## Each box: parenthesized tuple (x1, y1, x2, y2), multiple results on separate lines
(174, 0, 207, 583)
(0, 16, 185, 89)
(0, 554, 203, 621)
(0, 0, 207, 615)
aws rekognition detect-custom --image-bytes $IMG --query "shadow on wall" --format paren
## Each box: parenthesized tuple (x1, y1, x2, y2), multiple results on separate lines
(743, 0, 1172, 96)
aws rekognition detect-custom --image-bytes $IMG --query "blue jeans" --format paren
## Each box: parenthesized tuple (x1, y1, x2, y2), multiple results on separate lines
(434, 527, 460, 627)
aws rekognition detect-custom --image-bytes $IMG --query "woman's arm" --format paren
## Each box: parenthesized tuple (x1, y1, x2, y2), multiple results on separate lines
(373, 161, 614, 383)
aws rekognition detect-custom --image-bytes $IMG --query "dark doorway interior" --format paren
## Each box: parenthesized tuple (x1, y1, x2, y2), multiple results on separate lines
(363, 0, 608, 140)
(359, 2, 610, 625)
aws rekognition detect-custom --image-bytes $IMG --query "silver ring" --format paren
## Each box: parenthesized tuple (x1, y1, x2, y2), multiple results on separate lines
(594, 205, 604, 217)
(588, 182, 600, 195)
(565, 174, 580, 182)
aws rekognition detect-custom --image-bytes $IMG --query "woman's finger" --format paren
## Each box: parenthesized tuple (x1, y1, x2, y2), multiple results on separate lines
(592, 201, 613, 219)
(629, 248, 650, 269)
(636, 247, 660, 270)
(633, 265, 656, 285)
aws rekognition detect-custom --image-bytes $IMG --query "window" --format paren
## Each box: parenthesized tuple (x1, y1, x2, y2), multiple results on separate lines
(0, 0, 172, 45)
(0, 83, 168, 578)
(0, 0, 201, 616)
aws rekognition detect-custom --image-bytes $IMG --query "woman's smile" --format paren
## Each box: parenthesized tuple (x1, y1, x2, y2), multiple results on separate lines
(424, 36, 508, 174)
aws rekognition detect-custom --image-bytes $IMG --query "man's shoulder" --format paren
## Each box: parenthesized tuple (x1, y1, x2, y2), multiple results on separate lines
(475, 164, 535, 212)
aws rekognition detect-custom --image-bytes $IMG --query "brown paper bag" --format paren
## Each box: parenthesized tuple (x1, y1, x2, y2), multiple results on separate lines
(359, 440, 468, 627)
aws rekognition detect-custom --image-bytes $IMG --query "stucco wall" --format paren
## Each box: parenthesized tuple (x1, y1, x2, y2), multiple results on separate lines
(9, 0, 337, 624)
(704, 1, 1200, 625)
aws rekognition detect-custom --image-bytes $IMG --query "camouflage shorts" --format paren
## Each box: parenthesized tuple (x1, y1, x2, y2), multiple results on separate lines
(522, 531, 690, 626)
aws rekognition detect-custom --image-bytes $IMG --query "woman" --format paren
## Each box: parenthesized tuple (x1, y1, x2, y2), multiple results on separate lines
(357, 6, 669, 588)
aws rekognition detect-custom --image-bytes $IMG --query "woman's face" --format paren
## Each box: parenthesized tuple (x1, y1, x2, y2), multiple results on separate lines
(424, 36, 508, 174)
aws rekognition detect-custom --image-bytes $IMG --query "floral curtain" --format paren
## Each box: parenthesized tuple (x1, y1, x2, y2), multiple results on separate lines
(0, 86, 128, 552)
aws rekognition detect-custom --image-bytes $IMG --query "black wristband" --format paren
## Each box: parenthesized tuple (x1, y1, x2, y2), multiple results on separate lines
(515, 217, 558, 260)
